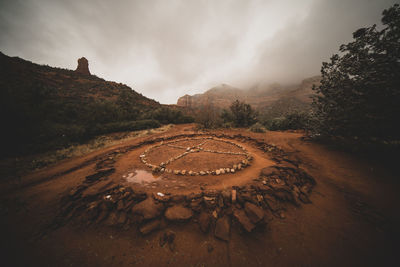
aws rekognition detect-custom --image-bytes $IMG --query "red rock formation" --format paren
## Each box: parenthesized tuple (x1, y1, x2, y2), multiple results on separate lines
(75, 57, 91, 75)
(176, 77, 321, 111)
(177, 94, 192, 107)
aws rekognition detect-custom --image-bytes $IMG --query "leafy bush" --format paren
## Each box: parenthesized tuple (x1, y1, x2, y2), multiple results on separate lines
(264, 111, 311, 131)
(250, 122, 266, 133)
(195, 104, 223, 129)
(149, 107, 194, 124)
(227, 100, 258, 127)
(311, 4, 400, 142)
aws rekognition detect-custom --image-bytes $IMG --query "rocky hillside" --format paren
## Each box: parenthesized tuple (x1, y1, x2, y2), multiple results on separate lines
(0, 52, 165, 156)
(0, 52, 159, 108)
(177, 76, 321, 116)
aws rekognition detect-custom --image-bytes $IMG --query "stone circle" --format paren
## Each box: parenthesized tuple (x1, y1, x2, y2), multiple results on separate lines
(139, 137, 252, 175)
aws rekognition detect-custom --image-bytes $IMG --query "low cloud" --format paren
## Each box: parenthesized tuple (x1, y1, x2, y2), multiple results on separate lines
(0, 0, 397, 103)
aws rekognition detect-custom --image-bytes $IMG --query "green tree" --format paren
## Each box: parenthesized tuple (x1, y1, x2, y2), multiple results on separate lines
(228, 100, 258, 127)
(312, 4, 400, 141)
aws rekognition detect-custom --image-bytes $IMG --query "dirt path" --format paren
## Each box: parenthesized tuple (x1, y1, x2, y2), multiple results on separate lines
(1, 125, 399, 266)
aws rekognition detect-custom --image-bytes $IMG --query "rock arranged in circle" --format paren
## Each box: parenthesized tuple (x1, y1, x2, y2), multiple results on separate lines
(55, 133, 316, 240)
(139, 137, 252, 175)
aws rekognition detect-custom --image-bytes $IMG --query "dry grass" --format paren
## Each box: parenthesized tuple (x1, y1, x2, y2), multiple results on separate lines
(0, 125, 174, 180)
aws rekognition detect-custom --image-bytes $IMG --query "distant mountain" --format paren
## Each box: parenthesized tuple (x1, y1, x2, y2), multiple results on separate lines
(0, 52, 163, 156)
(176, 76, 321, 118)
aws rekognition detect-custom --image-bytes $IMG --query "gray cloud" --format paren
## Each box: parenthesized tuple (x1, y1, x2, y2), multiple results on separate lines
(0, 0, 397, 103)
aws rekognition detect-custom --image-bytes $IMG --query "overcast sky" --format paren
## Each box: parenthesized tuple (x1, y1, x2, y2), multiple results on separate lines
(0, 0, 396, 103)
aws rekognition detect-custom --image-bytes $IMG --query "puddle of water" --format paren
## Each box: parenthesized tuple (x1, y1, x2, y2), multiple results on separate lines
(125, 170, 160, 184)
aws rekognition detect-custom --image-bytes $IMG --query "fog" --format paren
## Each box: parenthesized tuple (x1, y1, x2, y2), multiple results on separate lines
(0, 0, 396, 103)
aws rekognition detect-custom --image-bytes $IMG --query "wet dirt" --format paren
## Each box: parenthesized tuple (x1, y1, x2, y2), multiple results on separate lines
(124, 170, 161, 185)
(1, 124, 399, 266)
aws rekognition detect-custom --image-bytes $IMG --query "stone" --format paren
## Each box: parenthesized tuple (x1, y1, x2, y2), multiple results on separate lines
(131, 197, 164, 220)
(159, 230, 176, 251)
(85, 168, 115, 182)
(215, 170, 221, 175)
(139, 219, 161, 235)
(81, 180, 115, 198)
(264, 195, 280, 211)
(170, 194, 185, 203)
(244, 202, 264, 224)
(231, 190, 237, 203)
(96, 209, 109, 223)
(212, 210, 218, 219)
(198, 212, 211, 233)
(221, 190, 231, 203)
(233, 209, 255, 232)
(117, 212, 127, 225)
(117, 200, 124, 210)
(75, 57, 91, 75)
(152, 192, 170, 202)
(214, 216, 230, 241)
(260, 167, 276, 177)
(199, 171, 206, 176)
(190, 198, 203, 212)
(181, 170, 187, 175)
(105, 211, 119, 226)
(299, 193, 311, 203)
(300, 185, 311, 195)
(186, 192, 203, 200)
(164, 205, 193, 221)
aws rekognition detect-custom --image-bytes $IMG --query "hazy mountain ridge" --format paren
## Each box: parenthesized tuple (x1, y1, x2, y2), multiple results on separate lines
(177, 76, 321, 113)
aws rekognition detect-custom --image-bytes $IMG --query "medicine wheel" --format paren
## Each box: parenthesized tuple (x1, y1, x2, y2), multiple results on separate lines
(139, 137, 252, 175)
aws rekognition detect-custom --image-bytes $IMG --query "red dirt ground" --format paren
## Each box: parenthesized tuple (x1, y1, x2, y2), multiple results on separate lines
(1, 124, 399, 266)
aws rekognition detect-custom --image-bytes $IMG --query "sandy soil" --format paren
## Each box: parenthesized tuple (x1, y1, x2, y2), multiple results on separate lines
(1, 124, 399, 266)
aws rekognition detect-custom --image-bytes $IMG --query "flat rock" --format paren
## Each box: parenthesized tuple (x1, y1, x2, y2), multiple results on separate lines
(164, 205, 193, 221)
(117, 212, 127, 225)
(264, 195, 280, 211)
(260, 167, 276, 177)
(105, 211, 118, 226)
(132, 197, 164, 220)
(244, 202, 264, 224)
(198, 212, 211, 233)
(85, 167, 115, 182)
(214, 216, 230, 241)
(231, 190, 237, 203)
(81, 180, 115, 198)
(139, 219, 161, 235)
(233, 209, 255, 232)
(152, 192, 170, 202)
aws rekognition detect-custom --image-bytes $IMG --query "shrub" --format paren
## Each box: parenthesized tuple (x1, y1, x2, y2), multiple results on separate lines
(250, 122, 266, 133)
(228, 100, 258, 127)
(195, 104, 223, 129)
(312, 4, 400, 141)
(264, 111, 311, 131)
(90, 120, 161, 135)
